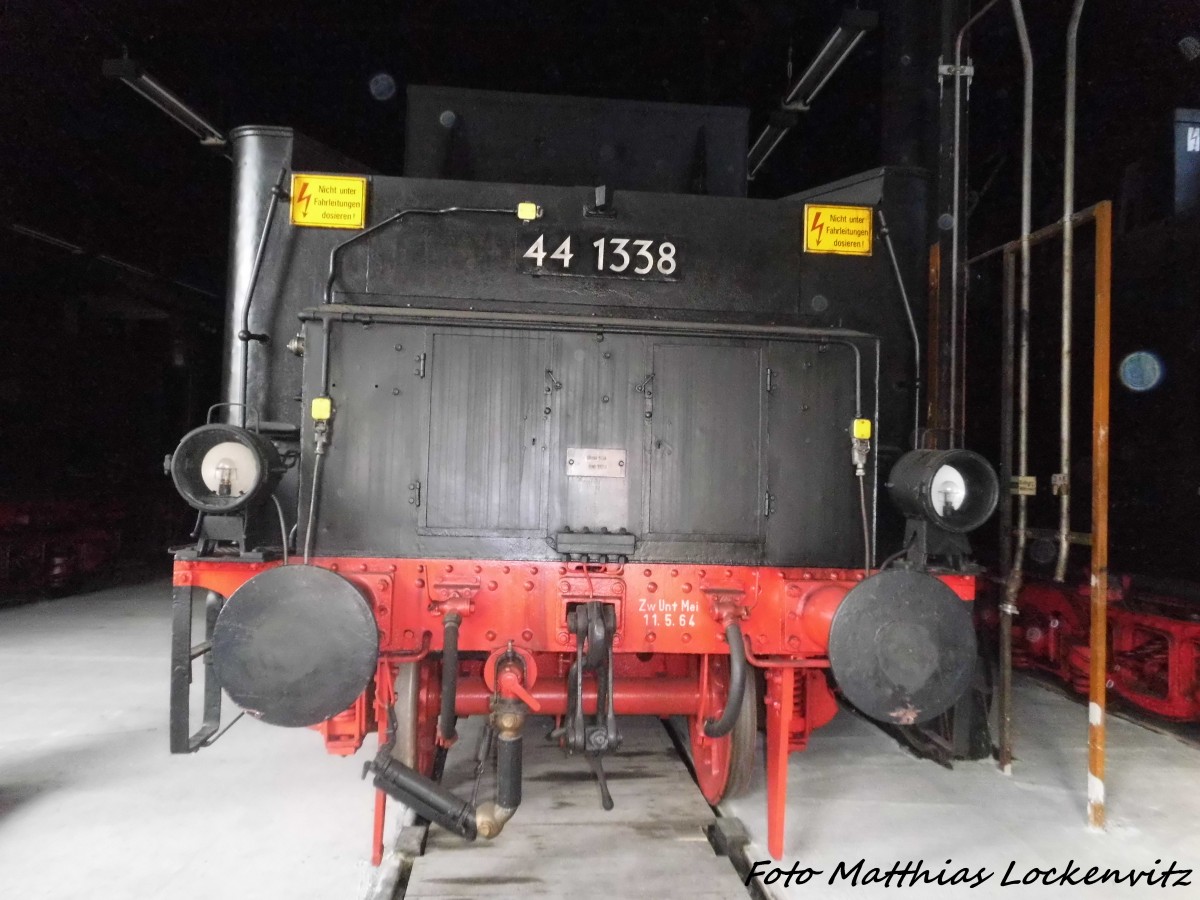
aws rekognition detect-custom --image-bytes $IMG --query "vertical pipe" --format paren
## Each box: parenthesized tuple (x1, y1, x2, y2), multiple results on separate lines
(1000, 0, 1034, 775)
(223, 130, 293, 423)
(495, 733, 523, 811)
(1055, 0, 1088, 582)
(998, 584, 1016, 772)
(933, 4, 955, 449)
(373, 661, 392, 866)
(958, 276, 969, 440)
(764, 668, 794, 860)
(997, 248, 1017, 772)
(371, 786, 386, 865)
(439, 613, 461, 744)
(999, 249, 1016, 574)
(238, 168, 287, 427)
(950, 0, 1003, 448)
(877, 209, 922, 445)
(1088, 201, 1112, 829)
(949, 17, 965, 447)
(873, 340, 881, 563)
(880, 0, 925, 169)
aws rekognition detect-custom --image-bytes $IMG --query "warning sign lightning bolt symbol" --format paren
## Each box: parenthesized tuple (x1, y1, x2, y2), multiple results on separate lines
(810, 210, 824, 245)
(296, 179, 313, 216)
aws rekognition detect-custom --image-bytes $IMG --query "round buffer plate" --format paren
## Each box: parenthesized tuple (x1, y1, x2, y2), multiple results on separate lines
(827, 570, 976, 726)
(213, 566, 379, 727)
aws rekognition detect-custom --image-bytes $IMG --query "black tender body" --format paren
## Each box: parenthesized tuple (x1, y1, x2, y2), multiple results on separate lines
(223, 88, 929, 568)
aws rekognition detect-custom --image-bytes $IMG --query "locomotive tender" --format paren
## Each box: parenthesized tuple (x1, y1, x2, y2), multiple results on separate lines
(167, 88, 996, 861)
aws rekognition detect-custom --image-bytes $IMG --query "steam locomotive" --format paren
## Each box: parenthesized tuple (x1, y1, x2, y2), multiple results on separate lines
(166, 87, 998, 861)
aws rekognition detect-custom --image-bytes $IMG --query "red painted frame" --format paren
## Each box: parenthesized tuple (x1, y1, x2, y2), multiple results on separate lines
(1004, 578, 1200, 723)
(175, 556, 976, 862)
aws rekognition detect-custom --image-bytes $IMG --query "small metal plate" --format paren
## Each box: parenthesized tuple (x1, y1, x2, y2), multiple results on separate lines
(1012, 475, 1037, 496)
(566, 448, 626, 478)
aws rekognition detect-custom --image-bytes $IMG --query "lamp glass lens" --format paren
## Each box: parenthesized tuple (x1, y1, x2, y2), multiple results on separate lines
(930, 464, 966, 517)
(200, 441, 261, 498)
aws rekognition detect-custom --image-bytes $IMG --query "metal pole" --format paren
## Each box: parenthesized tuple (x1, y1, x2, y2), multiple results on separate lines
(1056, 0, 1088, 583)
(999, 249, 1016, 574)
(997, 248, 1016, 771)
(1000, 0, 1034, 776)
(238, 168, 288, 427)
(1088, 201, 1112, 829)
(968, 205, 1102, 265)
(103, 59, 227, 149)
(950, 0, 1004, 448)
(877, 209, 922, 446)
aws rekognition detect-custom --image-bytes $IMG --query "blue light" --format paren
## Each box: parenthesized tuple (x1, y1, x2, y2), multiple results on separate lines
(369, 72, 397, 102)
(1118, 350, 1164, 392)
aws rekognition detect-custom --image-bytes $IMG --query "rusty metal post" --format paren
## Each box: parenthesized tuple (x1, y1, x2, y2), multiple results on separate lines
(1087, 200, 1112, 829)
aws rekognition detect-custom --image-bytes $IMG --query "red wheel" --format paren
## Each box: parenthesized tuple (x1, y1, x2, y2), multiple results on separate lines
(391, 658, 442, 777)
(689, 655, 759, 804)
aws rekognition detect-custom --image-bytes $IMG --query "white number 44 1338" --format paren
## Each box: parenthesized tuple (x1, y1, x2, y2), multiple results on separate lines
(524, 235, 677, 276)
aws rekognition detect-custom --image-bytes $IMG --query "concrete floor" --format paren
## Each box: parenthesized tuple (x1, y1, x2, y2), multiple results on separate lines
(724, 680, 1200, 899)
(0, 578, 393, 900)
(406, 716, 747, 898)
(3, 578, 1198, 899)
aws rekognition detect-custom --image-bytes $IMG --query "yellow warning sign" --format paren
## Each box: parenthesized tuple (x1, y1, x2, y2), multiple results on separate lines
(803, 204, 873, 256)
(290, 174, 368, 229)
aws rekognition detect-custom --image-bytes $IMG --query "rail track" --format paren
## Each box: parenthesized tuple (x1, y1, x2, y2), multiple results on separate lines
(368, 716, 761, 900)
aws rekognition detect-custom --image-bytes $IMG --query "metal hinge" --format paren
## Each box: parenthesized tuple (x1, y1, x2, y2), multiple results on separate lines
(763, 491, 774, 517)
(637, 372, 654, 419)
(408, 481, 421, 507)
(766, 367, 774, 394)
(414, 353, 426, 378)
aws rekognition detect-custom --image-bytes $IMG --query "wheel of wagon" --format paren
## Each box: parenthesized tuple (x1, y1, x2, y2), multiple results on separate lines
(390, 657, 442, 778)
(689, 654, 759, 804)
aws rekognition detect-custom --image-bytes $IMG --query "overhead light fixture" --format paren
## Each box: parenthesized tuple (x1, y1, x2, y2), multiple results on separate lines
(103, 58, 226, 149)
(1179, 36, 1200, 62)
(747, 9, 877, 180)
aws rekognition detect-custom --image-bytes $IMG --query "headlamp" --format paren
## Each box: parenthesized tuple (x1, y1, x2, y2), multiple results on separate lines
(169, 424, 283, 514)
(887, 449, 998, 534)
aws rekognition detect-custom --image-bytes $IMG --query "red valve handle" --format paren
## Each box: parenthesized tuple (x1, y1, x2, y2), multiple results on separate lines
(497, 664, 542, 712)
